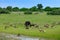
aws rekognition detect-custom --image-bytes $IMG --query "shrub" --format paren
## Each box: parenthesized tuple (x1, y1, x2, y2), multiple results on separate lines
(33, 12, 39, 14)
(24, 11, 32, 14)
(0, 10, 10, 14)
(47, 9, 60, 15)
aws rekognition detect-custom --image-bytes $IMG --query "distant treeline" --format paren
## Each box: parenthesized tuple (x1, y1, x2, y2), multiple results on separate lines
(0, 4, 60, 15)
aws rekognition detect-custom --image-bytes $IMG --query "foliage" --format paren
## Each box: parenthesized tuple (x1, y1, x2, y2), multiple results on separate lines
(0, 4, 60, 12)
(37, 4, 43, 10)
(51, 7, 60, 11)
(47, 9, 60, 15)
(0, 7, 2, 11)
(20, 8, 28, 11)
(29, 6, 37, 11)
(6, 6, 12, 11)
(0, 10, 10, 14)
(12, 7, 20, 11)
(44, 6, 52, 11)
(24, 11, 32, 14)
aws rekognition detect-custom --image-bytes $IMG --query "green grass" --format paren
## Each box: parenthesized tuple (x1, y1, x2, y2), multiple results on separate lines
(0, 13, 60, 40)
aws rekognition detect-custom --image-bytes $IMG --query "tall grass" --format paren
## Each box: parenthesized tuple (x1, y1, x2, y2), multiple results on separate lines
(0, 13, 60, 40)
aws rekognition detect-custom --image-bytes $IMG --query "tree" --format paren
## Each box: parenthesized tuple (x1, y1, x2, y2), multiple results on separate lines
(13, 7, 20, 11)
(44, 6, 52, 11)
(3, 8, 6, 10)
(29, 6, 37, 11)
(37, 4, 43, 10)
(0, 7, 2, 11)
(20, 8, 28, 11)
(51, 7, 60, 11)
(6, 6, 12, 11)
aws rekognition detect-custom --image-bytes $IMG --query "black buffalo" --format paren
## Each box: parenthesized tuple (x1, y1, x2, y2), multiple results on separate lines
(24, 21, 31, 29)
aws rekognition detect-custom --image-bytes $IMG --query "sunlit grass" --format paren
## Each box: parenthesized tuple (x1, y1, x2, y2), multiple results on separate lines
(0, 13, 60, 40)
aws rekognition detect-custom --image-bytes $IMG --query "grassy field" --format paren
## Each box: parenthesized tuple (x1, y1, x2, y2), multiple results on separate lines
(0, 12, 60, 40)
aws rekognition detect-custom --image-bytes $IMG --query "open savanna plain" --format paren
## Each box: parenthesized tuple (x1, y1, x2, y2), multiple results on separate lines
(0, 12, 60, 40)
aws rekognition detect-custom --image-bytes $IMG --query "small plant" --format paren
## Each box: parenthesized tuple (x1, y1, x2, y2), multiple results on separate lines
(47, 9, 60, 15)
(0, 10, 10, 14)
(24, 11, 32, 14)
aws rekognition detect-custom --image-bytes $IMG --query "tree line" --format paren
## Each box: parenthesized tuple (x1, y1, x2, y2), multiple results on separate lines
(0, 4, 60, 15)
(0, 4, 43, 12)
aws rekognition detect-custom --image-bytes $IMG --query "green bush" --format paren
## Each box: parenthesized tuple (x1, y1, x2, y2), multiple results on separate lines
(47, 10, 60, 15)
(24, 11, 32, 14)
(0, 10, 10, 14)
